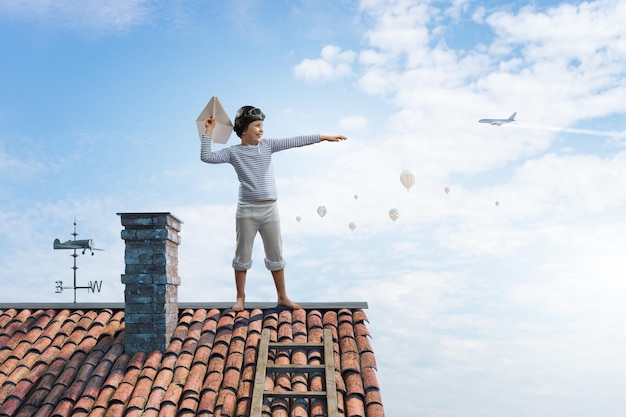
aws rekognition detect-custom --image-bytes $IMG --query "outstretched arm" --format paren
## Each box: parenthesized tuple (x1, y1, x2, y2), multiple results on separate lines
(320, 134, 348, 142)
(269, 133, 347, 153)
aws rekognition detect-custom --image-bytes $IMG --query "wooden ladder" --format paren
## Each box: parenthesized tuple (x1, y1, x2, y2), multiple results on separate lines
(250, 328, 339, 417)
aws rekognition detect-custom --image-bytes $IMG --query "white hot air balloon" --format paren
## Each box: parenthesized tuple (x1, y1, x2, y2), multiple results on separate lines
(399, 169, 416, 192)
(389, 208, 400, 222)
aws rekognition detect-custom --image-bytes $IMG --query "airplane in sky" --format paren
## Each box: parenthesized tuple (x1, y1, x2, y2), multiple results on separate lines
(53, 238, 104, 255)
(478, 112, 517, 126)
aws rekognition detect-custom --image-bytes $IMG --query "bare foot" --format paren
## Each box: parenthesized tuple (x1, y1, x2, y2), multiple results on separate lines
(277, 296, 302, 310)
(233, 297, 245, 312)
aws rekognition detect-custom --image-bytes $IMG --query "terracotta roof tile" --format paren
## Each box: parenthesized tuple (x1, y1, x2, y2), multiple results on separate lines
(74, 364, 106, 414)
(342, 351, 362, 374)
(353, 309, 369, 322)
(126, 350, 161, 411)
(162, 379, 183, 409)
(12, 403, 41, 417)
(361, 366, 380, 391)
(0, 309, 30, 345)
(354, 320, 371, 338)
(101, 310, 124, 339)
(365, 388, 383, 407)
(0, 307, 385, 417)
(365, 402, 385, 417)
(12, 370, 54, 411)
(0, 383, 28, 416)
(91, 353, 130, 411)
(6, 373, 35, 403)
(201, 370, 223, 394)
(197, 388, 218, 415)
(172, 352, 193, 386)
(360, 351, 378, 370)
(345, 370, 365, 397)
(151, 365, 173, 393)
(346, 392, 366, 417)
(0, 309, 17, 327)
(123, 407, 146, 417)
(356, 334, 373, 354)
(179, 367, 203, 414)
(144, 385, 167, 414)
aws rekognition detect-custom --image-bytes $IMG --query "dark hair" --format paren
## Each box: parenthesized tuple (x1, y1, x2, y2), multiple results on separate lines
(234, 106, 265, 137)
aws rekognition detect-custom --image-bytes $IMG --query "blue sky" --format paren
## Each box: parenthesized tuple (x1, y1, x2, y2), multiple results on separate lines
(1, 1, 625, 416)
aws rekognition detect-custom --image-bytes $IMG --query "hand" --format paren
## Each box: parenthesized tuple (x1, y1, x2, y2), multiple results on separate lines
(204, 117, 217, 134)
(320, 134, 348, 142)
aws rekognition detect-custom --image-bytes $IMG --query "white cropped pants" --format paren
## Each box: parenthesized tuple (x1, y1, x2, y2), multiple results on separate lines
(232, 201, 285, 271)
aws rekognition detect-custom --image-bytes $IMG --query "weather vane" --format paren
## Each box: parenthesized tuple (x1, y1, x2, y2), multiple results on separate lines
(53, 219, 104, 303)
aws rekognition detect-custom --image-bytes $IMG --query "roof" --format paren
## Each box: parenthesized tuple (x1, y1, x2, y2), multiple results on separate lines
(0, 304, 385, 417)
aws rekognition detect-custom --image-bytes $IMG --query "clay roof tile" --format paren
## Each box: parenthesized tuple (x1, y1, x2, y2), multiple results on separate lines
(353, 309, 369, 323)
(0, 308, 18, 327)
(361, 366, 380, 392)
(365, 402, 386, 417)
(345, 392, 366, 417)
(360, 351, 378, 370)
(247, 309, 263, 332)
(365, 388, 383, 406)
(100, 311, 124, 340)
(180, 364, 204, 407)
(0, 379, 33, 415)
(0, 306, 384, 417)
(356, 335, 373, 354)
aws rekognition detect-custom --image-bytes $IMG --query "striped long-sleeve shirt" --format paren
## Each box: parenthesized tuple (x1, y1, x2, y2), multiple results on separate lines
(200, 133, 320, 202)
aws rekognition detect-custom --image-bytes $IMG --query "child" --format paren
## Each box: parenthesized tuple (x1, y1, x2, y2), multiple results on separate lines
(201, 105, 347, 311)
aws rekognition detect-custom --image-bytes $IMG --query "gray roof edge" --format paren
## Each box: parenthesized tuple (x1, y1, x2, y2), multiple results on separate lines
(0, 301, 368, 310)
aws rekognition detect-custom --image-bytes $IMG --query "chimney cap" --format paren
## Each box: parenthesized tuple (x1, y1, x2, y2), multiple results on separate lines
(117, 212, 184, 224)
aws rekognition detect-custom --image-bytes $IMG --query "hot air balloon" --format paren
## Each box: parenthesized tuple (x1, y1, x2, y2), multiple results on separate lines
(354, 194, 359, 200)
(317, 206, 327, 218)
(296, 216, 301, 222)
(349, 222, 356, 231)
(388, 208, 400, 222)
(444, 186, 450, 194)
(399, 169, 416, 191)
(495, 201, 500, 207)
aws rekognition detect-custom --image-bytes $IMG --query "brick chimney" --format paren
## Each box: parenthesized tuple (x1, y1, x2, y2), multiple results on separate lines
(117, 212, 182, 355)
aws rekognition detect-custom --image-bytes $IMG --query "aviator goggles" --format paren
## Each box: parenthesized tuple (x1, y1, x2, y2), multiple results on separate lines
(236, 106, 265, 121)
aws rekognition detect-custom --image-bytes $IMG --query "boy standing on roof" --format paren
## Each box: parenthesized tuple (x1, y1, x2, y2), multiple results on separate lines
(201, 105, 347, 311)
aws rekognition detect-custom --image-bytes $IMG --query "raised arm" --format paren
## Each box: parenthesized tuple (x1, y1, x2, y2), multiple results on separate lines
(200, 117, 231, 164)
(204, 117, 216, 135)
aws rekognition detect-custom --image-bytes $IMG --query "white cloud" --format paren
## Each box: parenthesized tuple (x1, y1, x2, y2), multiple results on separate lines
(339, 115, 368, 131)
(353, 0, 626, 128)
(293, 45, 356, 82)
(0, 148, 45, 179)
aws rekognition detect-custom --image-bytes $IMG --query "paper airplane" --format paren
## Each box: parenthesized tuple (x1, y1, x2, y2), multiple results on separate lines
(196, 96, 233, 143)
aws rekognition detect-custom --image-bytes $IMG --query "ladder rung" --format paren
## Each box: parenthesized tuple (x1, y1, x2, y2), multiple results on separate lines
(264, 390, 327, 398)
(266, 364, 325, 372)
